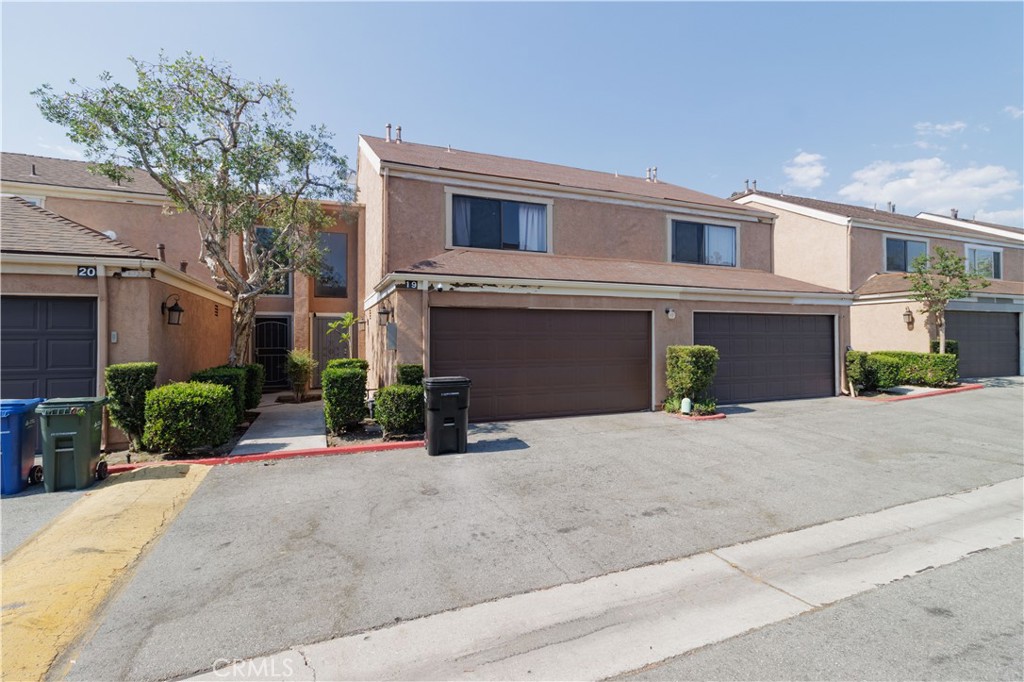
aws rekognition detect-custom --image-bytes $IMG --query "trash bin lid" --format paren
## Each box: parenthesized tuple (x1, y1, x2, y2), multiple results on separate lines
(423, 376, 472, 388)
(0, 398, 45, 417)
(36, 396, 109, 413)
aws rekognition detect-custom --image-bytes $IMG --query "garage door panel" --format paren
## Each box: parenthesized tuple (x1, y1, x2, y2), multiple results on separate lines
(946, 311, 1020, 377)
(48, 339, 96, 369)
(431, 308, 650, 421)
(695, 312, 834, 403)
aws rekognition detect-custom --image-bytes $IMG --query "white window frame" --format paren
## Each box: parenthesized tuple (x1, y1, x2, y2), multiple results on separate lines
(883, 234, 929, 273)
(666, 215, 741, 268)
(965, 243, 1004, 279)
(444, 186, 554, 254)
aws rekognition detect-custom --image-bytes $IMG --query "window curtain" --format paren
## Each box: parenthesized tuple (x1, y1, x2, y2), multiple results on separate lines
(704, 225, 736, 266)
(518, 203, 547, 252)
(453, 196, 472, 246)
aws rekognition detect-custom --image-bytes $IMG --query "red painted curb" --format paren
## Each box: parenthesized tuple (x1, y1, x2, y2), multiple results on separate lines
(668, 412, 727, 421)
(106, 440, 425, 474)
(853, 383, 984, 403)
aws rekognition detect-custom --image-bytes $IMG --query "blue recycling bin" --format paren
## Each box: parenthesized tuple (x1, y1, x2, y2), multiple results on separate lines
(1, 398, 44, 495)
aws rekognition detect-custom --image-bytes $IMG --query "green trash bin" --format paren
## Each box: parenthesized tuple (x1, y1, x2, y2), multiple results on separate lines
(36, 397, 109, 492)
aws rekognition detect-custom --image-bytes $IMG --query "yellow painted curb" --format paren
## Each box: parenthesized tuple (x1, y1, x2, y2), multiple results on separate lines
(1, 464, 209, 682)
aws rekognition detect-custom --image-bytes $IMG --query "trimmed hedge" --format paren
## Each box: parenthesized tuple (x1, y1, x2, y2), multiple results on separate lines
(323, 367, 367, 433)
(845, 351, 873, 391)
(866, 354, 901, 390)
(326, 358, 369, 372)
(105, 362, 158, 450)
(374, 384, 424, 435)
(214, 363, 265, 410)
(929, 339, 959, 356)
(190, 367, 246, 423)
(666, 345, 719, 400)
(397, 364, 424, 386)
(143, 382, 235, 455)
(873, 351, 959, 387)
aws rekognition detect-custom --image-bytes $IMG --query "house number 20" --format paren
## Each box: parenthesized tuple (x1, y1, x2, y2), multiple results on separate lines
(77, 266, 98, 278)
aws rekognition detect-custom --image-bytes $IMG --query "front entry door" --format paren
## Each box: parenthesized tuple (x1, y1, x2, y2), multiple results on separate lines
(254, 317, 291, 390)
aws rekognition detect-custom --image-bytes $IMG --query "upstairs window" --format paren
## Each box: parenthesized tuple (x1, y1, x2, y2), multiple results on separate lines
(967, 246, 1002, 279)
(885, 237, 927, 272)
(452, 194, 548, 253)
(671, 220, 736, 267)
(255, 226, 292, 296)
(316, 232, 348, 297)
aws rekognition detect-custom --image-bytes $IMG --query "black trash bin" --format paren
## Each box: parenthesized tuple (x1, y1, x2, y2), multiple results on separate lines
(423, 376, 471, 456)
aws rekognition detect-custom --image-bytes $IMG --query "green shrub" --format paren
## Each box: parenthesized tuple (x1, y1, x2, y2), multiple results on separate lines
(666, 345, 719, 400)
(845, 350, 875, 392)
(213, 363, 265, 411)
(191, 367, 247, 423)
(326, 358, 369, 372)
(374, 384, 424, 435)
(287, 349, 317, 402)
(322, 367, 367, 433)
(143, 382, 234, 455)
(397, 364, 424, 386)
(693, 398, 718, 416)
(866, 354, 902, 390)
(872, 351, 958, 387)
(104, 362, 158, 450)
(663, 396, 681, 413)
(929, 339, 959, 356)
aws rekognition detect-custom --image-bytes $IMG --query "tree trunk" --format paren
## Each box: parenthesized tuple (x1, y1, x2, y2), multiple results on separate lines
(229, 297, 258, 366)
(937, 310, 947, 354)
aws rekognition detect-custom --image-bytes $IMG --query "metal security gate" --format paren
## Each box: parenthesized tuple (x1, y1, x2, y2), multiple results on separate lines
(946, 311, 1020, 377)
(694, 312, 834, 403)
(430, 307, 651, 422)
(254, 317, 291, 389)
(311, 315, 352, 389)
(1, 296, 97, 399)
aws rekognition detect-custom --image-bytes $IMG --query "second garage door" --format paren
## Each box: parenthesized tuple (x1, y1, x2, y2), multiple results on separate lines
(945, 311, 1020, 377)
(694, 312, 835, 403)
(430, 308, 651, 422)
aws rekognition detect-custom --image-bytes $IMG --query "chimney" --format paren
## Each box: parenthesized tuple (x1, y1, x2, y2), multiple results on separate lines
(395, 125, 402, 143)
(385, 123, 392, 143)
(157, 243, 166, 262)
(951, 208, 959, 219)
(179, 260, 188, 273)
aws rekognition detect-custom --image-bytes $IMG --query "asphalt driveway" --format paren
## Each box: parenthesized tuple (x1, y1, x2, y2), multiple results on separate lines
(65, 379, 1023, 681)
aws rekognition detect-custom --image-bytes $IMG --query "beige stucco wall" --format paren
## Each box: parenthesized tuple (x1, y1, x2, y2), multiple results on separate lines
(743, 201, 849, 291)
(998, 243, 1024, 282)
(366, 289, 850, 403)
(357, 148, 386, 294)
(850, 229, 964, 290)
(850, 301, 931, 353)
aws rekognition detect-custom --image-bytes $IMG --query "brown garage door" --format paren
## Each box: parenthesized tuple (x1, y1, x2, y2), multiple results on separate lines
(946, 311, 1020, 377)
(430, 308, 651, 422)
(694, 312, 834, 403)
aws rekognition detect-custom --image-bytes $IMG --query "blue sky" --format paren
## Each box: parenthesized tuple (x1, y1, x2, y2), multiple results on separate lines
(3, 2, 1022, 225)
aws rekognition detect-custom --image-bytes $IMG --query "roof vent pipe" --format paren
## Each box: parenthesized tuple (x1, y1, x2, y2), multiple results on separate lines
(752, 179, 757, 191)
(951, 208, 959, 219)
(385, 123, 392, 142)
(30, 163, 38, 176)
(395, 125, 402, 143)
(179, 261, 188, 273)
(645, 167, 651, 182)
(157, 243, 166, 262)
(891, 203, 896, 213)
(744, 179, 750, 191)
(651, 166, 658, 183)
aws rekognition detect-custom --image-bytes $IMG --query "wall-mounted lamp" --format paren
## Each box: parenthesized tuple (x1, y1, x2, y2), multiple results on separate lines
(902, 306, 914, 328)
(665, 308, 677, 320)
(161, 294, 185, 326)
(378, 304, 392, 327)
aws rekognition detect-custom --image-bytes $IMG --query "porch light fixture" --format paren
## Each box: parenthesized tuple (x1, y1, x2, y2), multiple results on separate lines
(378, 304, 392, 326)
(902, 307, 914, 328)
(665, 308, 677, 320)
(161, 294, 185, 326)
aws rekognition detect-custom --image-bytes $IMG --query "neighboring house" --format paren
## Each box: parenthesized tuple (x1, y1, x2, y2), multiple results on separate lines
(0, 152, 363, 390)
(0, 196, 233, 447)
(356, 133, 853, 420)
(915, 209, 1024, 244)
(730, 191, 1024, 378)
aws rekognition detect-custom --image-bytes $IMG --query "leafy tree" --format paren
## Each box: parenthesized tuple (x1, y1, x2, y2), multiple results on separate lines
(326, 312, 359, 358)
(905, 246, 990, 354)
(34, 53, 350, 365)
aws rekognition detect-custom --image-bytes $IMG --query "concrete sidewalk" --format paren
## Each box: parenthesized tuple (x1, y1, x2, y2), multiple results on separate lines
(230, 393, 327, 456)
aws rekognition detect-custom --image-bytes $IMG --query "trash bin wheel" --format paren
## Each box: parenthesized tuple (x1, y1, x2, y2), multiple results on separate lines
(96, 461, 109, 481)
(28, 465, 44, 485)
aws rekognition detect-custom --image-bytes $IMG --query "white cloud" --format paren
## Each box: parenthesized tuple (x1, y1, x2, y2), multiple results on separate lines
(975, 207, 1024, 228)
(783, 151, 828, 190)
(837, 157, 1021, 219)
(1004, 105, 1023, 119)
(913, 121, 967, 137)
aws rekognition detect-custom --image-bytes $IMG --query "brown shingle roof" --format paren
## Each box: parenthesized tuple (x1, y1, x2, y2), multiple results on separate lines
(362, 136, 765, 217)
(395, 249, 844, 295)
(1, 152, 166, 197)
(856, 272, 1024, 297)
(1, 196, 155, 259)
(736, 191, 1023, 246)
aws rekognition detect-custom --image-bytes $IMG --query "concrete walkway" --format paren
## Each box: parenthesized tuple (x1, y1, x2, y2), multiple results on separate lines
(230, 392, 327, 456)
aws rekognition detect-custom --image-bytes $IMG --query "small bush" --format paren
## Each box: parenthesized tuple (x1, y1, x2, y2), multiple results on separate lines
(866, 354, 901, 390)
(323, 367, 367, 433)
(374, 384, 424, 435)
(104, 362, 158, 451)
(213, 363, 265, 410)
(693, 398, 717, 416)
(873, 351, 959, 387)
(191, 367, 246, 423)
(326, 358, 369, 372)
(666, 345, 719, 400)
(287, 349, 317, 402)
(397, 364, 424, 386)
(929, 339, 959, 356)
(845, 350, 875, 392)
(144, 382, 234, 455)
(663, 396, 681, 413)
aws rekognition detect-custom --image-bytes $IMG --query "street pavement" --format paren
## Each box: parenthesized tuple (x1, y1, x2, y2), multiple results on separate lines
(59, 379, 1023, 681)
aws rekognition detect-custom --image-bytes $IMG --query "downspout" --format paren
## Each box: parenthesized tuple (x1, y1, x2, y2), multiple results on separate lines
(422, 285, 429, 373)
(842, 218, 853, 395)
(381, 167, 390, 287)
(96, 265, 109, 450)
(845, 218, 853, 293)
